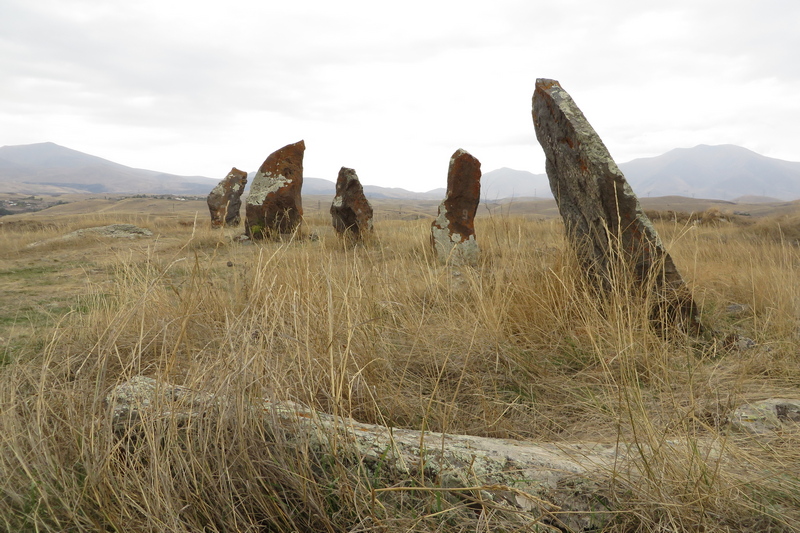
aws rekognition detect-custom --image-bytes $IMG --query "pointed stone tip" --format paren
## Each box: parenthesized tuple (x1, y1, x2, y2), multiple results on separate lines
(535, 78, 561, 91)
(337, 167, 359, 184)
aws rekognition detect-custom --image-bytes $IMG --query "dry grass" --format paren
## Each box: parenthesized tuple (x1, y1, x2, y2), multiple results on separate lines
(0, 207, 799, 532)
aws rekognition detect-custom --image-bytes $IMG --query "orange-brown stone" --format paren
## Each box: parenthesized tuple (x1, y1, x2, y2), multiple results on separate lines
(330, 167, 373, 239)
(430, 149, 482, 265)
(245, 140, 305, 239)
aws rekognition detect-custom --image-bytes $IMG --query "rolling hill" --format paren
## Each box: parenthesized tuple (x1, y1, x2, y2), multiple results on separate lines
(3, 142, 800, 201)
(619, 144, 800, 201)
(476, 146, 800, 202)
(0, 142, 218, 195)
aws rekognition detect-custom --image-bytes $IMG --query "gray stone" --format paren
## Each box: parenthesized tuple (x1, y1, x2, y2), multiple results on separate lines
(532, 79, 701, 332)
(725, 303, 750, 315)
(207, 167, 247, 228)
(26, 224, 153, 247)
(108, 375, 664, 532)
(729, 398, 800, 435)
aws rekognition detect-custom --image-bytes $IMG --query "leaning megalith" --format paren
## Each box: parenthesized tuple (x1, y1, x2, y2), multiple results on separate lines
(207, 167, 247, 228)
(245, 140, 305, 239)
(330, 167, 373, 239)
(532, 78, 700, 331)
(430, 149, 481, 266)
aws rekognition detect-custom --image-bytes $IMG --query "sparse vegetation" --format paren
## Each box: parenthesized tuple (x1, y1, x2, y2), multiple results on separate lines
(0, 201, 798, 532)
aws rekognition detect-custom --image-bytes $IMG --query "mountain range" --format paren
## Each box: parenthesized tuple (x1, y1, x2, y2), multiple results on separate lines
(1, 142, 800, 201)
(0, 142, 217, 195)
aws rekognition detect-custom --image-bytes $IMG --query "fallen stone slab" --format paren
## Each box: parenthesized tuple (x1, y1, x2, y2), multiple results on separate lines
(105, 376, 684, 531)
(27, 224, 153, 247)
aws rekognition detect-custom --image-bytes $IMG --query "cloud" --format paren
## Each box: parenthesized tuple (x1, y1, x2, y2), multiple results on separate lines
(1, 0, 799, 190)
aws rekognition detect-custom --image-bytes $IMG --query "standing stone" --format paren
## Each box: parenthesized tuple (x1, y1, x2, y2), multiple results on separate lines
(330, 167, 374, 239)
(430, 149, 481, 266)
(532, 78, 700, 331)
(207, 167, 248, 228)
(245, 141, 305, 239)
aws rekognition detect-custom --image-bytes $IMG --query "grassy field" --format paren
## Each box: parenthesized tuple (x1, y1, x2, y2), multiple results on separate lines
(0, 196, 799, 532)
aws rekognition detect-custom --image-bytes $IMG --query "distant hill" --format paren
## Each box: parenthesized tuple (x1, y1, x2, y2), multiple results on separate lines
(0, 142, 219, 195)
(476, 146, 800, 202)
(480, 167, 552, 199)
(619, 145, 800, 201)
(3, 142, 800, 201)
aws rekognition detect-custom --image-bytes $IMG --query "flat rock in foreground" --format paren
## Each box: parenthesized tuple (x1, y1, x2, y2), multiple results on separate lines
(532, 78, 700, 331)
(107, 376, 626, 531)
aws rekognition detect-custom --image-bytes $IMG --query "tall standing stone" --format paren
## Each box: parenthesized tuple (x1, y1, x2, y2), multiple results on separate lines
(430, 149, 481, 266)
(245, 140, 305, 239)
(207, 167, 247, 228)
(330, 167, 374, 239)
(532, 78, 700, 331)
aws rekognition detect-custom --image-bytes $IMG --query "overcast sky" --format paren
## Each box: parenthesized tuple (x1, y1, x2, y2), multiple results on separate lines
(2, 0, 798, 191)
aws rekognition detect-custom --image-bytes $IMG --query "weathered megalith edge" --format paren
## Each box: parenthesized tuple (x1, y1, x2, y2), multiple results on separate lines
(532, 78, 702, 332)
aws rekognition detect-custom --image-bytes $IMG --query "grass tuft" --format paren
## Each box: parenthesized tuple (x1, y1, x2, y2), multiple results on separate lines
(0, 208, 798, 531)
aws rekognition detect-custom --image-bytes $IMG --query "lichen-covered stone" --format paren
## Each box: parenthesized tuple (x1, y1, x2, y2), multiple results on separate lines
(207, 167, 247, 228)
(431, 149, 481, 266)
(532, 79, 701, 332)
(245, 141, 305, 239)
(330, 167, 373, 239)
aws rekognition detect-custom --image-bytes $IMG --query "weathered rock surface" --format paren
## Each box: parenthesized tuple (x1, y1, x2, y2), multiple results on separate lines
(330, 167, 373, 239)
(245, 141, 305, 239)
(27, 224, 153, 247)
(107, 376, 633, 531)
(532, 79, 700, 331)
(431, 149, 482, 266)
(207, 167, 247, 228)
(729, 398, 800, 435)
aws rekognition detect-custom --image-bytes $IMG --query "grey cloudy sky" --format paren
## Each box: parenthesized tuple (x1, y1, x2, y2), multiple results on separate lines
(2, 0, 798, 191)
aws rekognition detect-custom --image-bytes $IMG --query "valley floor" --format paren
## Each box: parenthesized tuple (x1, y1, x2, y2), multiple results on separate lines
(1, 201, 800, 531)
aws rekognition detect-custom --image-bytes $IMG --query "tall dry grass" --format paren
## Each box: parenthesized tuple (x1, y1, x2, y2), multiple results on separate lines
(0, 211, 798, 531)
